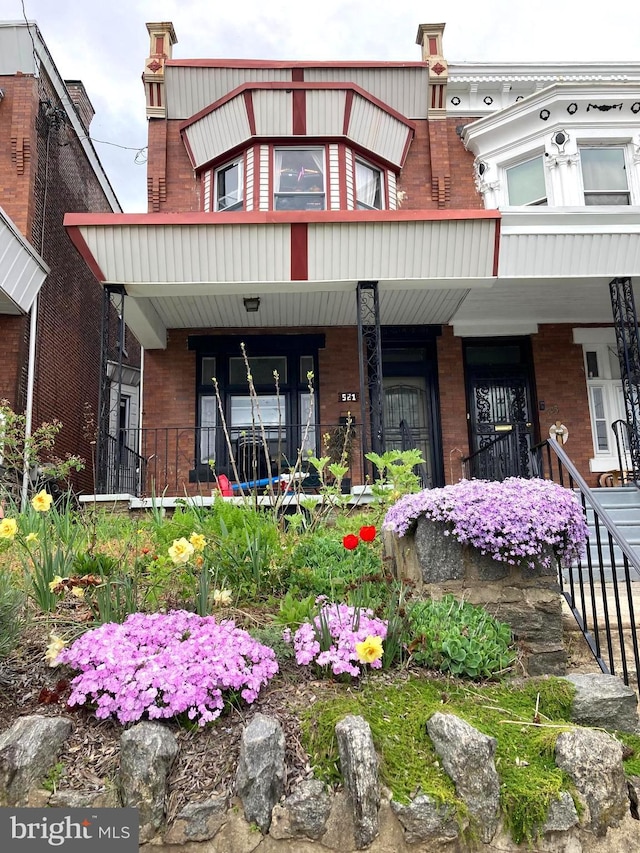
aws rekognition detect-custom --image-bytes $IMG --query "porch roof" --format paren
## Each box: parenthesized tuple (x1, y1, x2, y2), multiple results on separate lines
(64, 209, 500, 349)
(0, 206, 49, 314)
(452, 207, 640, 334)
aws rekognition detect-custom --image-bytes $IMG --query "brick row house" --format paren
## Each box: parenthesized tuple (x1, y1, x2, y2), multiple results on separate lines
(0, 21, 141, 495)
(65, 22, 640, 496)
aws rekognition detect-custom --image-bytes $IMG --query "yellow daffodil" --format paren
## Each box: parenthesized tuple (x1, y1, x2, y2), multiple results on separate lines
(168, 537, 195, 565)
(25, 531, 39, 544)
(189, 532, 207, 552)
(48, 575, 64, 592)
(355, 635, 384, 664)
(31, 489, 53, 512)
(70, 586, 85, 599)
(0, 518, 17, 539)
(213, 588, 232, 606)
(45, 634, 65, 667)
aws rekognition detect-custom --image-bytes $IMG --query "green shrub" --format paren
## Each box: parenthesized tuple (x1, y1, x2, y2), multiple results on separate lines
(0, 568, 25, 659)
(407, 595, 515, 679)
(286, 533, 382, 599)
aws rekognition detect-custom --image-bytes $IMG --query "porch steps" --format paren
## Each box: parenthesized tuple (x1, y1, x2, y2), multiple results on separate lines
(579, 486, 640, 582)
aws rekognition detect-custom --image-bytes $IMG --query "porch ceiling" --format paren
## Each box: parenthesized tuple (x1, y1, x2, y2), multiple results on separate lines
(64, 210, 499, 349)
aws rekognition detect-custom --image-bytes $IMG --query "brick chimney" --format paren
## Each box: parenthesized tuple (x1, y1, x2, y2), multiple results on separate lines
(65, 80, 95, 134)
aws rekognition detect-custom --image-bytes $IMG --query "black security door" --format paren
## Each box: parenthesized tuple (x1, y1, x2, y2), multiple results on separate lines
(464, 339, 536, 479)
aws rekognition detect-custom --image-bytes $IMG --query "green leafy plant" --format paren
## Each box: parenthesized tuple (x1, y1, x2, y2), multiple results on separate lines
(365, 448, 426, 504)
(0, 567, 25, 659)
(406, 595, 516, 679)
(41, 762, 65, 794)
(274, 590, 316, 629)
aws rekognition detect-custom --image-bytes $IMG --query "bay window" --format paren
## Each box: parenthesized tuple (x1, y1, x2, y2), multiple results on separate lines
(274, 148, 325, 210)
(580, 147, 630, 205)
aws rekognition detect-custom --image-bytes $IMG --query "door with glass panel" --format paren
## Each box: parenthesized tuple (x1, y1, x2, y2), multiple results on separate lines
(465, 340, 536, 479)
(383, 377, 433, 487)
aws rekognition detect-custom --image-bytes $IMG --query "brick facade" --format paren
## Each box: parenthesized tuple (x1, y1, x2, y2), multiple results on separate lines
(137, 54, 606, 492)
(0, 67, 140, 493)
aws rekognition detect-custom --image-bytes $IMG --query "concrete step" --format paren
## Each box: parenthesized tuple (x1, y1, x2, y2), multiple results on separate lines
(591, 486, 640, 507)
(586, 506, 640, 524)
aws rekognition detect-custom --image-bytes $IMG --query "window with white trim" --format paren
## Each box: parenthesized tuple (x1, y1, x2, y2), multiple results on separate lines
(581, 342, 629, 470)
(505, 156, 547, 206)
(355, 159, 383, 209)
(215, 159, 243, 211)
(580, 147, 630, 205)
(274, 148, 325, 210)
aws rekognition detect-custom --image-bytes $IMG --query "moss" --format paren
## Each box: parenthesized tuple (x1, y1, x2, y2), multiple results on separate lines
(617, 731, 640, 777)
(300, 674, 576, 845)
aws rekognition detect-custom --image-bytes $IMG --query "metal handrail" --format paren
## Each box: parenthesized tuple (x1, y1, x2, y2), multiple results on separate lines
(534, 436, 640, 686)
(611, 419, 637, 487)
(462, 428, 527, 481)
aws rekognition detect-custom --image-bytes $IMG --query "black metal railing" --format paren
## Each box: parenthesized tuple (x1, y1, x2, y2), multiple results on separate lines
(100, 433, 147, 495)
(611, 419, 638, 488)
(98, 423, 365, 497)
(534, 437, 640, 687)
(462, 429, 529, 481)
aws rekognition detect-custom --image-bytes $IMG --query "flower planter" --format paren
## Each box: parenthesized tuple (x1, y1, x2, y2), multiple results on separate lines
(384, 517, 566, 676)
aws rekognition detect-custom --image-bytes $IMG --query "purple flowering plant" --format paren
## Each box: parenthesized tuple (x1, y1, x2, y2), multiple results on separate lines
(286, 601, 387, 677)
(57, 610, 278, 726)
(383, 477, 589, 569)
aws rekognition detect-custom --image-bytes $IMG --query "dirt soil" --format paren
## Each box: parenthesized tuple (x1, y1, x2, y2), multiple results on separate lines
(0, 612, 609, 821)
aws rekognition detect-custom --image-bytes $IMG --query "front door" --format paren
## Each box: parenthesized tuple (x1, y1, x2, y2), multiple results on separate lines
(383, 378, 433, 487)
(464, 340, 536, 480)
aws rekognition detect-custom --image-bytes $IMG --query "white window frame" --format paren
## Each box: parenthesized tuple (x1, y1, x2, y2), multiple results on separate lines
(578, 145, 630, 206)
(355, 158, 384, 210)
(273, 147, 326, 211)
(574, 329, 628, 472)
(214, 158, 244, 212)
(504, 154, 547, 206)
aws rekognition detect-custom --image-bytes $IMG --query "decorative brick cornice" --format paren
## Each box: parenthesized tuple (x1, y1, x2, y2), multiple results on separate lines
(10, 135, 31, 175)
(147, 176, 167, 212)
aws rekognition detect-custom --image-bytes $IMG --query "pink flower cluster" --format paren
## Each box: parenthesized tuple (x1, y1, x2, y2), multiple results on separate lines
(57, 610, 279, 726)
(289, 603, 387, 677)
(383, 477, 589, 569)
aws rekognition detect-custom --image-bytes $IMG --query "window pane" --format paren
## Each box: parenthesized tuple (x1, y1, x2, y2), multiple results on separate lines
(589, 387, 608, 451)
(231, 395, 283, 428)
(201, 357, 216, 386)
(300, 392, 317, 456)
(581, 148, 627, 191)
(506, 157, 546, 205)
(586, 351, 599, 378)
(199, 396, 217, 463)
(229, 356, 287, 385)
(216, 161, 243, 211)
(300, 355, 314, 383)
(356, 161, 382, 209)
(274, 148, 325, 210)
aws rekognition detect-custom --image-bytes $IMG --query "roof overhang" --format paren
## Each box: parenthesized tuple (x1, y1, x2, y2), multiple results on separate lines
(64, 209, 499, 349)
(0, 206, 49, 314)
(451, 207, 640, 333)
(180, 83, 416, 171)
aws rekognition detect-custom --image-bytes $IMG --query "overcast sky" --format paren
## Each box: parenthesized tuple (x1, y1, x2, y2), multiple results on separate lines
(11, 0, 640, 212)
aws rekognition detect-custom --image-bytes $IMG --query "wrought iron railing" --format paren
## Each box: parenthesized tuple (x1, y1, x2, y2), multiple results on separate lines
(98, 423, 364, 497)
(462, 428, 529, 481)
(611, 419, 638, 488)
(533, 437, 640, 687)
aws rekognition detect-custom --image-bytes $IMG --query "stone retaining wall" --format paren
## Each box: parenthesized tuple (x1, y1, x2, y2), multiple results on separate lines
(383, 518, 566, 676)
(0, 677, 638, 853)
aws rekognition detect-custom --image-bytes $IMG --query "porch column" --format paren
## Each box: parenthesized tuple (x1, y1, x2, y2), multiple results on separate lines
(356, 281, 384, 479)
(610, 276, 640, 483)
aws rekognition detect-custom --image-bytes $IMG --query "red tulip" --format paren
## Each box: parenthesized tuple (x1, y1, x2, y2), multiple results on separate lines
(359, 525, 377, 542)
(343, 533, 359, 550)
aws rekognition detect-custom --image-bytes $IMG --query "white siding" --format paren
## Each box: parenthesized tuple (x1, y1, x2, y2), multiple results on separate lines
(500, 232, 640, 278)
(304, 66, 428, 119)
(259, 145, 270, 211)
(308, 220, 496, 281)
(245, 148, 255, 212)
(347, 95, 409, 167)
(252, 90, 292, 136)
(306, 90, 346, 136)
(202, 170, 212, 212)
(387, 171, 397, 210)
(328, 145, 340, 210)
(165, 66, 292, 119)
(79, 223, 291, 284)
(345, 148, 355, 210)
(184, 96, 251, 169)
(0, 208, 49, 314)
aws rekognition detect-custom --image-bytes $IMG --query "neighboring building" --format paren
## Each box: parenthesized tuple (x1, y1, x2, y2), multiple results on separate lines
(0, 21, 141, 493)
(65, 22, 640, 495)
